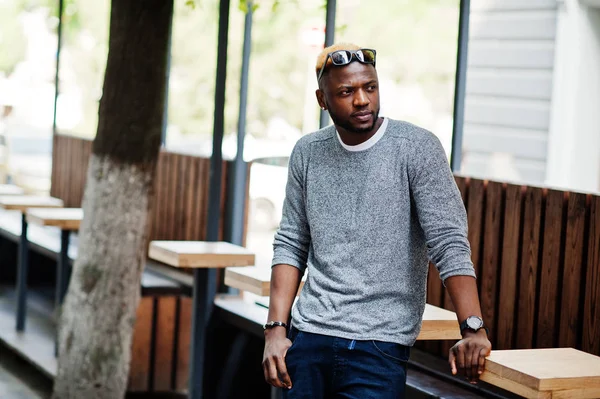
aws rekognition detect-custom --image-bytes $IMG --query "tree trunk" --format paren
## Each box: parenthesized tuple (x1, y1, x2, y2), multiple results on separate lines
(52, 1, 172, 398)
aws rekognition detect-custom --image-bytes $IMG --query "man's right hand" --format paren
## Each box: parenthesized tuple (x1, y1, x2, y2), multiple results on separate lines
(262, 328, 293, 389)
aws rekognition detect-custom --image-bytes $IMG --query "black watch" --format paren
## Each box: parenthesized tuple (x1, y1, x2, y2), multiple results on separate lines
(459, 316, 488, 336)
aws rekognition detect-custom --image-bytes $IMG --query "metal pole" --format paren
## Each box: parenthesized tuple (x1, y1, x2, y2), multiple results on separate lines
(52, 0, 64, 135)
(228, 2, 253, 246)
(206, 0, 231, 242)
(450, 0, 470, 172)
(161, 5, 174, 146)
(319, 0, 336, 129)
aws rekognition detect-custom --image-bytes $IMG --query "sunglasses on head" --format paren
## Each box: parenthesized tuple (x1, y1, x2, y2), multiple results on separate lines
(317, 48, 377, 81)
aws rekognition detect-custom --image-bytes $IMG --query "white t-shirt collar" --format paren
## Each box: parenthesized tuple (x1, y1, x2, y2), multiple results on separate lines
(336, 117, 388, 152)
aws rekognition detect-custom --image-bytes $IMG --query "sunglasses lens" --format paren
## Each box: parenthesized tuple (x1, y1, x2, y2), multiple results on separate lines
(330, 50, 351, 65)
(359, 49, 376, 64)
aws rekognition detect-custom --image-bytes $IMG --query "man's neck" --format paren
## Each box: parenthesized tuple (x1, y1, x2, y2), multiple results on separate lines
(337, 117, 384, 146)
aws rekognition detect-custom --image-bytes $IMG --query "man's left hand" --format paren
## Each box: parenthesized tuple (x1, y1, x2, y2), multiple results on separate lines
(448, 330, 491, 383)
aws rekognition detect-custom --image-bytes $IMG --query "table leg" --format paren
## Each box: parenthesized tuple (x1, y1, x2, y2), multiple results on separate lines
(15, 213, 29, 331)
(188, 268, 217, 399)
(55, 230, 71, 306)
(55, 229, 71, 356)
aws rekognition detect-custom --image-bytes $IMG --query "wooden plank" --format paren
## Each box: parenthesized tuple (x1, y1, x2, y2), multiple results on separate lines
(176, 297, 192, 391)
(0, 196, 64, 212)
(26, 208, 83, 230)
(195, 158, 209, 241)
(583, 195, 600, 356)
(165, 153, 176, 241)
(152, 297, 177, 391)
(516, 186, 543, 349)
(149, 241, 255, 268)
(129, 297, 154, 391)
(467, 178, 486, 284)
(536, 189, 565, 348)
(480, 181, 503, 346)
(0, 184, 24, 196)
(481, 348, 600, 392)
(176, 155, 190, 240)
(181, 157, 197, 240)
(558, 192, 587, 348)
(152, 151, 166, 240)
(496, 183, 523, 350)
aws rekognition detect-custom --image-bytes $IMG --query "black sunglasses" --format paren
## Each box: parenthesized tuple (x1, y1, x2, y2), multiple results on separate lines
(317, 48, 377, 81)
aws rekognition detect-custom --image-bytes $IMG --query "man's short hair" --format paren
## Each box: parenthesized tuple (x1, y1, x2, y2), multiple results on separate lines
(315, 42, 362, 80)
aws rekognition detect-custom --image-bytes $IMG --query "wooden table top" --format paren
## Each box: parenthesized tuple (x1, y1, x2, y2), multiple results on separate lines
(224, 266, 305, 296)
(224, 266, 461, 340)
(148, 241, 255, 268)
(26, 208, 83, 230)
(0, 184, 24, 196)
(0, 196, 64, 212)
(480, 348, 600, 398)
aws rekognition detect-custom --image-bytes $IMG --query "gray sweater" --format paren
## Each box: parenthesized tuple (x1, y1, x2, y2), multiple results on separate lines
(272, 118, 475, 346)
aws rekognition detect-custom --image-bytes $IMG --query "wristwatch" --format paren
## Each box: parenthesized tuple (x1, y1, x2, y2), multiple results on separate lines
(263, 321, 288, 331)
(459, 316, 488, 336)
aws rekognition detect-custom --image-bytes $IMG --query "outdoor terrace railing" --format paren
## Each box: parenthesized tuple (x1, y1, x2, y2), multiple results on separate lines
(425, 176, 600, 359)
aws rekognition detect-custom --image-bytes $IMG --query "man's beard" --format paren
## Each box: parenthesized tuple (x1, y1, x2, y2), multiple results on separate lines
(328, 107, 380, 134)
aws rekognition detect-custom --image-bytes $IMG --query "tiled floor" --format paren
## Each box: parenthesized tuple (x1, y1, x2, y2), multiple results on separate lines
(0, 346, 51, 399)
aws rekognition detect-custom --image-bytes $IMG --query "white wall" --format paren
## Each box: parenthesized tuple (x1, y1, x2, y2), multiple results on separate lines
(460, 0, 558, 184)
(545, 0, 600, 193)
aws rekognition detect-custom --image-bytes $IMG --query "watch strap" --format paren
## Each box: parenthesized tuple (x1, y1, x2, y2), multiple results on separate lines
(263, 321, 288, 330)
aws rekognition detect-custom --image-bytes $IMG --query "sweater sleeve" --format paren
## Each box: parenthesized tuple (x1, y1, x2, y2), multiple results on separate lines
(271, 141, 311, 273)
(407, 130, 476, 282)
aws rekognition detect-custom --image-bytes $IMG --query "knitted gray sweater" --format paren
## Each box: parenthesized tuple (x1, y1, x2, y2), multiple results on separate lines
(272, 118, 475, 345)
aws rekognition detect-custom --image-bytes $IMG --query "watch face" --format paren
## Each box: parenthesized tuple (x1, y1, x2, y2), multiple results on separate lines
(466, 317, 483, 330)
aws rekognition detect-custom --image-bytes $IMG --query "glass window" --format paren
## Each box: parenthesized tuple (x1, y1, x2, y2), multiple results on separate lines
(55, 0, 110, 138)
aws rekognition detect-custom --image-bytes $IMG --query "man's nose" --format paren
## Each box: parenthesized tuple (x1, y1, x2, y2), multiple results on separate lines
(353, 90, 369, 107)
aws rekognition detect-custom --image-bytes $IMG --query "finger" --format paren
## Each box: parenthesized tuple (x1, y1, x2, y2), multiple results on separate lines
(262, 361, 269, 384)
(464, 345, 473, 381)
(471, 347, 480, 383)
(456, 345, 467, 378)
(449, 347, 457, 375)
(478, 348, 487, 375)
(276, 355, 292, 389)
(266, 358, 284, 388)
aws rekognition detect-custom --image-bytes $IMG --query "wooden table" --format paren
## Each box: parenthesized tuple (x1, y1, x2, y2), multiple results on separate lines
(148, 241, 255, 399)
(480, 348, 600, 398)
(224, 266, 461, 340)
(0, 196, 64, 331)
(26, 208, 82, 325)
(0, 184, 24, 196)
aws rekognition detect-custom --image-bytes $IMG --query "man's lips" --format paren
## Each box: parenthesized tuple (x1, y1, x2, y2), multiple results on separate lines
(351, 111, 372, 122)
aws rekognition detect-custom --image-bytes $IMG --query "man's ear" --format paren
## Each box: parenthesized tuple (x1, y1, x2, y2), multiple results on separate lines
(315, 89, 327, 110)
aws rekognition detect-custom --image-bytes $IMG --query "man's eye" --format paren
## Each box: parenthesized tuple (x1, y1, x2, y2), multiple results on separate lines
(341, 90, 350, 95)
(368, 85, 377, 91)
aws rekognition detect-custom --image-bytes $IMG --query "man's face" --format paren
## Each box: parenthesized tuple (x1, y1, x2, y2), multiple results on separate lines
(317, 62, 380, 134)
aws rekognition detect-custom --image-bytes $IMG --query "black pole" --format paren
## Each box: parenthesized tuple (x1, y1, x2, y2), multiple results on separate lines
(319, 0, 336, 129)
(52, 0, 64, 135)
(206, 0, 231, 242)
(161, 5, 174, 146)
(228, 1, 253, 246)
(450, 0, 470, 172)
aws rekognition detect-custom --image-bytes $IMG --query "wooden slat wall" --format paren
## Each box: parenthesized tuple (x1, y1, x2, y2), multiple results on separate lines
(50, 134, 249, 393)
(427, 176, 600, 359)
(50, 134, 248, 242)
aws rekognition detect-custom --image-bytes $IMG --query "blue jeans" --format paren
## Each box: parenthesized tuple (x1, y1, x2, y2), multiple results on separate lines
(282, 327, 410, 399)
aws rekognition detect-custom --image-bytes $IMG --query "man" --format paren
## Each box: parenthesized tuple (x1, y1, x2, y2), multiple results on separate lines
(262, 43, 491, 398)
